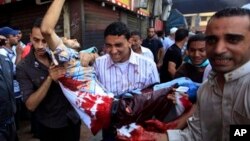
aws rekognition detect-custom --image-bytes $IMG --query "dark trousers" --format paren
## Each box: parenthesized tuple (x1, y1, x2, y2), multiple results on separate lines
(14, 97, 22, 130)
(102, 126, 116, 141)
(38, 121, 81, 141)
(0, 117, 17, 141)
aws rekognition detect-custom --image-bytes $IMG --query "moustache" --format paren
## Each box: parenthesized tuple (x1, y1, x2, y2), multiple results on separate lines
(211, 54, 231, 60)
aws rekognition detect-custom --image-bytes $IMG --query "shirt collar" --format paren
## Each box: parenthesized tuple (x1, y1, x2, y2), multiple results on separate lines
(224, 60, 250, 82)
(107, 49, 138, 68)
(207, 60, 250, 86)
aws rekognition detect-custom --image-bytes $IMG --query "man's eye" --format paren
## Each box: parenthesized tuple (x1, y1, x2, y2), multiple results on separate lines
(205, 36, 218, 45)
(115, 44, 123, 47)
(33, 39, 39, 42)
(105, 44, 111, 48)
(225, 35, 243, 44)
(42, 40, 47, 44)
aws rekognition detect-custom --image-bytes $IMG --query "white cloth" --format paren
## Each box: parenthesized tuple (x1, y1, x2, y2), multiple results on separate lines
(167, 60, 250, 141)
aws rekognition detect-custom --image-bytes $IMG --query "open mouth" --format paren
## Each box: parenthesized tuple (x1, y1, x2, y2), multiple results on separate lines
(213, 58, 231, 65)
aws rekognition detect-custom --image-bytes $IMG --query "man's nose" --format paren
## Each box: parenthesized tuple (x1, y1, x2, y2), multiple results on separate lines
(214, 40, 227, 54)
(110, 46, 118, 54)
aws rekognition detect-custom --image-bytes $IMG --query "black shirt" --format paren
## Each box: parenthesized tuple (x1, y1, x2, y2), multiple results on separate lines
(174, 63, 204, 83)
(16, 48, 79, 128)
(160, 44, 183, 83)
(142, 37, 163, 63)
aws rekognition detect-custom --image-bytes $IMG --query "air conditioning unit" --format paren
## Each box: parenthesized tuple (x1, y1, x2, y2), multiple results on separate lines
(36, 0, 52, 5)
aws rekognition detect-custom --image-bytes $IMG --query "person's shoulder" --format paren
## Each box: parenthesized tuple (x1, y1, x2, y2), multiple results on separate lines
(95, 54, 110, 65)
(0, 48, 8, 56)
(166, 45, 176, 53)
(0, 53, 5, 58)
(16, 54, 32, 69)
(96, 54, 108, 60)
(0, 53, 7, 60)
(0, 53, 12, 65)
(141, 46, 152, 52)
(135, 52, 155, 65)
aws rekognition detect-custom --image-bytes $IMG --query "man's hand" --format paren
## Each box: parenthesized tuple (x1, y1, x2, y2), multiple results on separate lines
(16, 44, 24, 57)
(48, 65, 66, 81)
(80, 52, 98, 67)
(142, 119, 178, 133)
(15, 43, 24, 64)
(116, 124, 168, 141)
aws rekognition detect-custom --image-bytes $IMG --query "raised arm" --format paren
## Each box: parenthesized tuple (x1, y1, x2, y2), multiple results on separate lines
(41, 0, 65, 51)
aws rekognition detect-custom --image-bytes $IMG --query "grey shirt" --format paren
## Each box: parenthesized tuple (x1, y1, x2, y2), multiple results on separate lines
(167, 60, 250, 141)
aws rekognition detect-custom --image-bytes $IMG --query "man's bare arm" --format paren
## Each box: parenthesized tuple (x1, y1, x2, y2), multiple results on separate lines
(168, 61, 177, 77)
(41, 0, 65, 51)
(25, 65, 66, 111)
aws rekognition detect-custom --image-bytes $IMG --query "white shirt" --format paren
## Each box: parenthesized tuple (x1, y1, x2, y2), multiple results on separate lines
(162, 36, 175, 53)
(140, 46, 154, 61)
(94, 50, 159, 96)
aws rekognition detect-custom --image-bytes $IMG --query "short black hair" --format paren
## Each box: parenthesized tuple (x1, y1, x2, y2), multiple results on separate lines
(33, 17, 43, 28)
(175, 28, 189, 42)
(211, 7, 250, 19)
(130, 30, 141, 38)
(187, 33, 206, 50)
(156, 30, 164, 37)
(104, 22, 130, 40)
(0, 38, 6, 46)
(208, 8, 250, 30)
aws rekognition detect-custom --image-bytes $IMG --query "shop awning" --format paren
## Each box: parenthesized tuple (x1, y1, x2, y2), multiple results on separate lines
(106, 0, 132, 10)
(165, 9, 187, 34)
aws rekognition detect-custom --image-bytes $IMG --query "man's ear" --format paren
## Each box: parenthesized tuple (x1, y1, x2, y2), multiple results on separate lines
(128, 41, 131, 48)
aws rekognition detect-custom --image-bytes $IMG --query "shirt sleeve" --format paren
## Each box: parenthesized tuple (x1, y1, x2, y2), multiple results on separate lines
(168, 49, 179, 63)
(148, 61, 160, 84)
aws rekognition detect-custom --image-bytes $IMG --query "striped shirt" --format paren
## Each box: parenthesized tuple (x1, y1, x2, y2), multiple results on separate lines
(94, 50, 159, 96)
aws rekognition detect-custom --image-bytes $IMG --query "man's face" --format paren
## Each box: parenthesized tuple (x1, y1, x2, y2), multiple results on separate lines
(129, 35, 142, 51)
(63, 37, 80, 49)
(7, 34, 18, 46)
(205, 16, 250, 74)
(105, 35, 131, 63)
(147, 28, 155, 38)
(30, 27, 47, 56)
(188, 40, 207, 66)
(17, 30, 22, 41)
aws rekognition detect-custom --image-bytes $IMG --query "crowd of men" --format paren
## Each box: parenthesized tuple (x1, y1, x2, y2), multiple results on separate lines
(1, 0, 250, 141)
